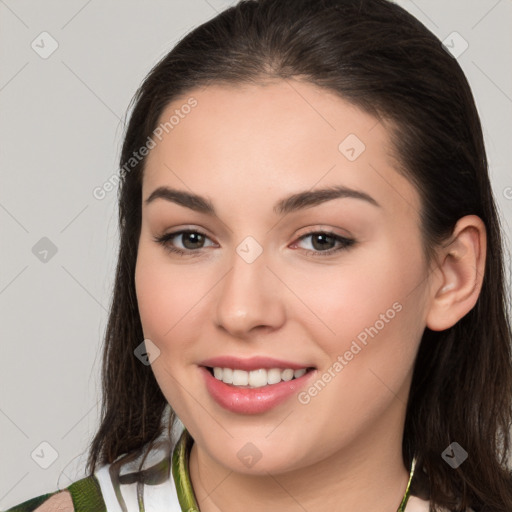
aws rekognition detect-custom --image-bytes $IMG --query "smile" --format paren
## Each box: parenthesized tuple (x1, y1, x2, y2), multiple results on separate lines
(200, 365, 317, 414)
(208, 366, 311, 388)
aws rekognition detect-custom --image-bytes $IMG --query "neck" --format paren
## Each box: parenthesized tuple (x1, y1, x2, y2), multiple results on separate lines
(188, 408, 411, 512)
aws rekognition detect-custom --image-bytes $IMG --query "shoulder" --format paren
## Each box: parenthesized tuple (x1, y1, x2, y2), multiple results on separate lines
(2, 491, 73, 512)
(406, 495, 477, 512)
(3, 475, 105, 512)
(33, 492, 73, 512)
(406, 495, 430, 511)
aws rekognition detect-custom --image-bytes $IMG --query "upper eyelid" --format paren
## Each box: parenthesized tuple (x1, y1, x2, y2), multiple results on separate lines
(168, 229, 217, 246)
(162, 228, 351, 246)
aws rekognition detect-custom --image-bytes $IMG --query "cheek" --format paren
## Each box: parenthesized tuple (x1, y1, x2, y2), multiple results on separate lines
(302, 224, 428, 445)
(292, 248, 405, 331)
(290, 246, 426, 442)
(134, 247, 205, 413)
(135, 259, 175, 341)
(133, 218, 222, 403)
(136, 245, 196, 337)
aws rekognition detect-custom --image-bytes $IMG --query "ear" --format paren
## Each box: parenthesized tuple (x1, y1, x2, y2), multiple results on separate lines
(425, 215, 487, 332)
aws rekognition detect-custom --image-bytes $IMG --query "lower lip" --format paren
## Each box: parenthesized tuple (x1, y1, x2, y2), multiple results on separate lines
(200, 366, 317, 414)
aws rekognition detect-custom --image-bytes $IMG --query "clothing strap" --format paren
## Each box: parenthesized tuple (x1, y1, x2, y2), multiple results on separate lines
(171, 428, 200, 512)
(67, 474, 107, 512)
(397, 456, 416, 511)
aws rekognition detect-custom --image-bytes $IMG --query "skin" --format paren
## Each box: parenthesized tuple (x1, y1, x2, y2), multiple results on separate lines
(34, 491, 73, 511)
(134, 79, 486, 512)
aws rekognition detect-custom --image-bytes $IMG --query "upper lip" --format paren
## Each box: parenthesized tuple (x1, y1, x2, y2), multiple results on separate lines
(199, 356, 315, 371)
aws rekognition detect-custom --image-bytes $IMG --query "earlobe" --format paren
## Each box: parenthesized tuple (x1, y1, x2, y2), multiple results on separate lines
(425, 215, 487, 332)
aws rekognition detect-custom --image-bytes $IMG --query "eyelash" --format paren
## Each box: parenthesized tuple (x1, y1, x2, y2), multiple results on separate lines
(153, 229, 356, 258)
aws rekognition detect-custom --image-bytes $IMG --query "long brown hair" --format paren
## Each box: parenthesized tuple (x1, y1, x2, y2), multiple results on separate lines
(86, 0, 512, 509)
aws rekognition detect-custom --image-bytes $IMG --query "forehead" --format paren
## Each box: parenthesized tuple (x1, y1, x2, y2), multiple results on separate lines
(151, 80, 385, 153)
(141, 80, 420, 219)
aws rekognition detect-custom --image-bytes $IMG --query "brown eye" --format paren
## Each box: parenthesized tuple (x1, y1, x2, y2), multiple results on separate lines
(310, 233, 337, 251)
(153, 229, 215, 256)
(179, 231, 206, 249)
(294, 231, 356, 256)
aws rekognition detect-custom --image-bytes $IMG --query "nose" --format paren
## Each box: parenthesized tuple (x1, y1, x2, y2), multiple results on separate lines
(214, 246, 286, 339)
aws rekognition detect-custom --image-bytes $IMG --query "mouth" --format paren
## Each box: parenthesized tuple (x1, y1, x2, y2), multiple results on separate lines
(200, 363, 318, 414)
(203, 365, 316, 389)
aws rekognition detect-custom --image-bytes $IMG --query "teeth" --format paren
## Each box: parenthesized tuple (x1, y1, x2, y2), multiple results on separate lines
(267, 368, 282, 385)
(282, 369, 294, 381)
(249, 369, 267, 387)
(211, 367, 309, 388)
(232, 369, 249, 386)
(222, 367, 233, 384)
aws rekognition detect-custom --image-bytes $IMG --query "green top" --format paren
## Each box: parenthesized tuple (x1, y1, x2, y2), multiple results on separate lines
(3, 473, 107, 512)
(3, 428, 415, 511)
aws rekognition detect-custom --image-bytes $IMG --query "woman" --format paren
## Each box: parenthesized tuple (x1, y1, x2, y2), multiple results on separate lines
(5, 0, 511, 510)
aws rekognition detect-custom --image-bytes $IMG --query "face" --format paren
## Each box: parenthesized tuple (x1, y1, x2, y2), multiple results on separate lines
(135, 80, 432, 475)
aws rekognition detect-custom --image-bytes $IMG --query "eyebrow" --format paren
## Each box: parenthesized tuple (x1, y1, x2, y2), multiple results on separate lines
(144, 184, 381, 215)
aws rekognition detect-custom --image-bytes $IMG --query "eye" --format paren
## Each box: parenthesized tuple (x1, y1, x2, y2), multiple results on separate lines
(292, 230, 356, 257)
(153, 229, 216, 256)
(153, 228, 356, 258)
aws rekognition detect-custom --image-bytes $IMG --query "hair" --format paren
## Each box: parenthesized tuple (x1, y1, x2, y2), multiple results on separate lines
(86, 0, 512, 510)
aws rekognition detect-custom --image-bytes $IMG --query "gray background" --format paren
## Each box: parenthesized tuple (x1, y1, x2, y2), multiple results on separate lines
(1, 0, 511, 508)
